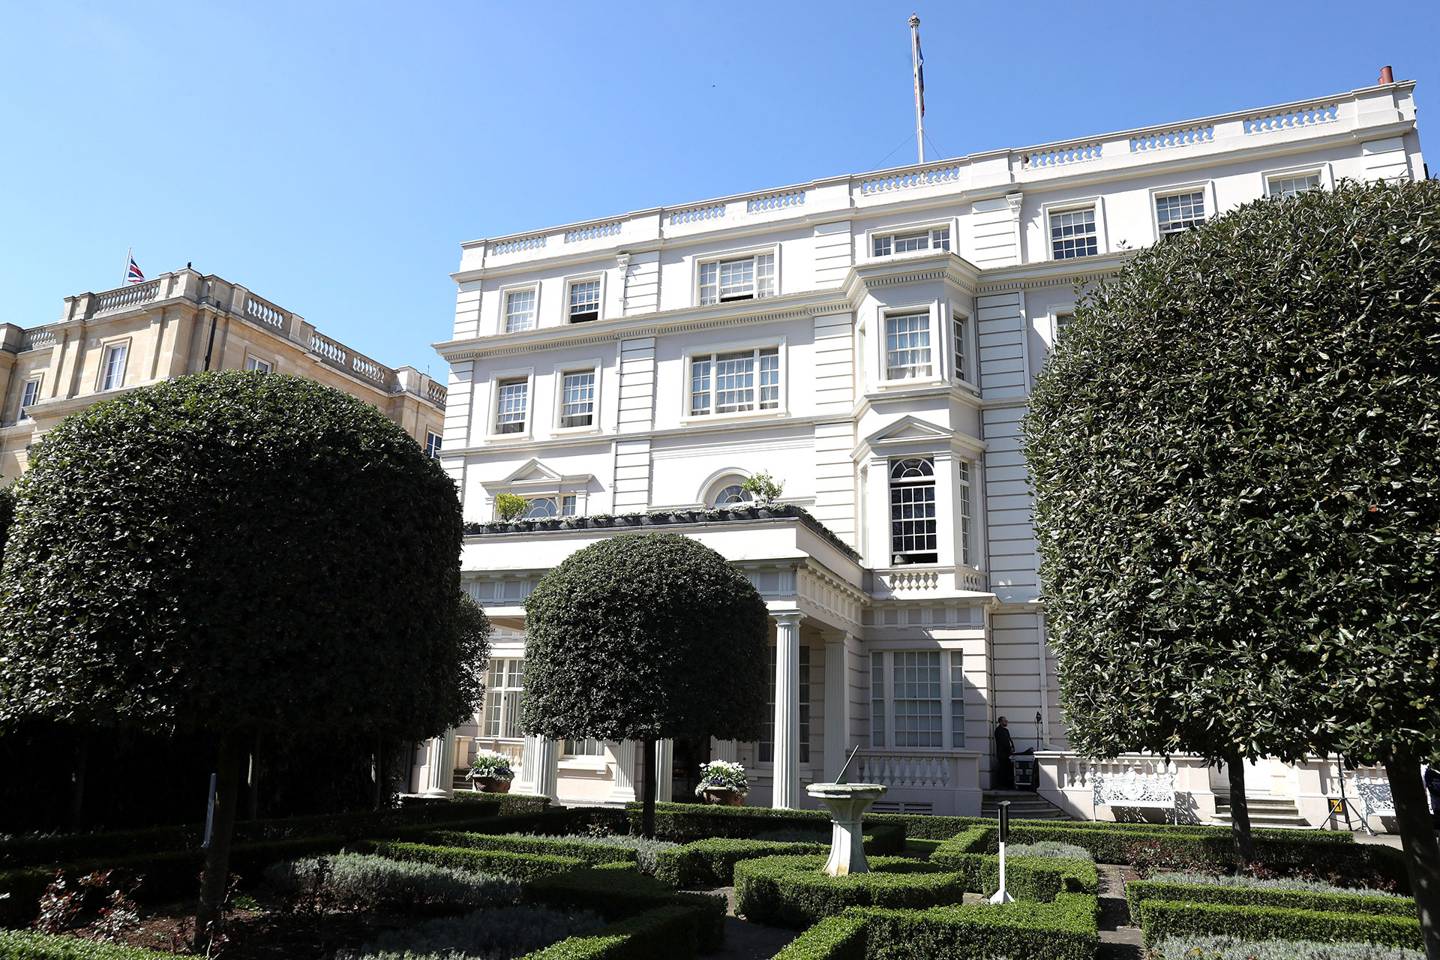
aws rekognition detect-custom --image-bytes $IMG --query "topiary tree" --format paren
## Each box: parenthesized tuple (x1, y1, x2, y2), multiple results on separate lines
(1024, 180, 1440, 957)
(0, 372, 486, 948)
(521, 533, 769, 836)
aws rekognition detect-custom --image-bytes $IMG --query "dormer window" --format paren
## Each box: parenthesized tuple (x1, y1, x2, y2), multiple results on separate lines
(872, 225, 950, 258)
(698, 252, 775, 305)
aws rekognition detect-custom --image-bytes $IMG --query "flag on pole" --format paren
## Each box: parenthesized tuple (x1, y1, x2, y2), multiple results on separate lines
(126, 256, 145, 284)
(914, 32, 925, 117)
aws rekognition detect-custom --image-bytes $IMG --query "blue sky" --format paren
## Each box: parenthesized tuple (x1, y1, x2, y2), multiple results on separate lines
(1, 1, 1435, 373)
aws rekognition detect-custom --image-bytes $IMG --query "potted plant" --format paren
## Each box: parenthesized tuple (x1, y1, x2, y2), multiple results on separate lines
(695, 760, 748, 806)
(468, 750, 515, 793)
(494, 493, 528, 523)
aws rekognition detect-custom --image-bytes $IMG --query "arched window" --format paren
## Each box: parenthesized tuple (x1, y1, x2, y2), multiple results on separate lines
(523, 497, 558, 518)
(712, 484, 753, 507)
(889, 458, 937, 564)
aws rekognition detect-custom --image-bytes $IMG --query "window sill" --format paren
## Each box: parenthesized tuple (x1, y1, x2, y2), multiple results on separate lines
(485, 431, 534, 443)
(679, 408, 788, 427)
(558, 757, 609, 772)
(875, 377, 944, 391)
(552, 424, 600, 436)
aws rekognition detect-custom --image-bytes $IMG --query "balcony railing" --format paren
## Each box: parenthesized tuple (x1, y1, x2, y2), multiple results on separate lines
(856, 749, 979, 791)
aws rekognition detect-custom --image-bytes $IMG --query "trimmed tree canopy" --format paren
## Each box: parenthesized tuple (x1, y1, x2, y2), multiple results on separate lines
(521, 533, 770, 743)
(0, 371, 483, 742)
(1023, 180, 1440, 767)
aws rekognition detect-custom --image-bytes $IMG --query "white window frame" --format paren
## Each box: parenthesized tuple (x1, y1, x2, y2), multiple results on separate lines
(1052, 311, 1075, 347)
(488, 369, 535, 439)
(693, 244, 780, 307)
(951, 311, 977, 387)
(866, 218, 956, 261)
(499, 282, 541, 334)
(564, 274, 605, 324)
(425, 431, 443, 459)
(1042, 197, 1107, 262)
(1262, 162, 1333, 198)
(244, 355, 273, 374)
(1150, 181, 1218, 242)
(554, 363, 602, 433)
(889, 456, 939, 565)
(879, 306, 938, 385)
(19, 375, 42, 419)
(682, 338, 787, 422)
(98, 339, 130, 392)
(869, 649, 967, 751)
(482, 658, 526, 740)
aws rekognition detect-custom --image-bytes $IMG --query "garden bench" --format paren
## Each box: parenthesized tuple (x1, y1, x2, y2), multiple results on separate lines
(1092, 771, 1178, 824)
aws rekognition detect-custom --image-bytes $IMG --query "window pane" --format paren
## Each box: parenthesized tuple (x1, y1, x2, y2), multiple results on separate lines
(1269, 173, 1321, 198)
(760, 646, 775, 762)
(893, 651, 942, 747)
(759, 348, 780, 409)
(1155, 191, 1207, 235)
(714, 351, 755, 413)
(568, 280, 601, 321)
(690, 359, 712, 415)
(561, 370, 596, 427)
(872, 235, 892, 257)
(496, 379, 528, 433)
(504, 289, 536, 332)
(103, 344, 128, 391)
(719, 257, 755, 300)
(425, 432, 442, 459)
(958, 462, 973, 566)
(950, 651, 966, 748)
(952, 314, 969, 383)
(798, 645, 811, 764)
(698, 262, 719, 305)
(871, 652, 886, 748)
(885, 314, 931, 380)
(563, 737, 604, 757)
(1050, 207, 1098, 259)
(524, 497, 557, 518)
(713, 483, 751, 507)
(561, 495, 577, 516)
(890, 458, 937, 563)
(754, 253, 775, 298)
(933, 226, 951, 251)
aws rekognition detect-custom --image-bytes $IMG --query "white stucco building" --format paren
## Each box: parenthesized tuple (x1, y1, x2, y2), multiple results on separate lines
(413, 78, 1424, 826)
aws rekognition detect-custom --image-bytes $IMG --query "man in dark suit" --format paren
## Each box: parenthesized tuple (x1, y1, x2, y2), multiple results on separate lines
(994, 716, 1015, 791)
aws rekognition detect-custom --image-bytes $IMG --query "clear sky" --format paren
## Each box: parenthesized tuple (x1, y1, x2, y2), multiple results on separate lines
(1, 1, 1435, 373)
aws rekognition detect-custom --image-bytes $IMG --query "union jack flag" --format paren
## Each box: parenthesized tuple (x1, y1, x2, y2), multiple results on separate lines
(126, 256, 145, 284)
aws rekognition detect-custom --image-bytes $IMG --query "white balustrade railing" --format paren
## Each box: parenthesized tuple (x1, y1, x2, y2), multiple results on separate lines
(746, 189, 805, 213)
(1243, 102, 1339, 135)
(310, 333, 347, 365)
(1130, 124, 1215, 152)
(94, 279, 160, 315)
(491, 234, 547, 255)
(1022, 141, 1103, 170)
(564, 221, 622, 243)
(352, 355, 385, 384)
(859, 162, 962, 195)
(857, 750, 957, 790)
(244, 293, 287, 330)
(425, 380, 448, 405)
(669, 202, 726, 226)
(20, 326, 57, 351)
(885, 569, 939, 592)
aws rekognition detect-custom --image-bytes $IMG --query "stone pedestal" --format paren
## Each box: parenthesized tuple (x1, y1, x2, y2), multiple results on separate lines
(806, 782, 886, 876)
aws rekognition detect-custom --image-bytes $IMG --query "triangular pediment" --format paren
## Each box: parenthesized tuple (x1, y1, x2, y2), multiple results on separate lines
(500, 458, 563, 484)
(864, 415, 954, 448)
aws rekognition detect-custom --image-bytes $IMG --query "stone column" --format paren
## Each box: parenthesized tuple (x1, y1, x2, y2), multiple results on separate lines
(420, 729, 456, 797)
(607, 740, 638, 804)
(529, 736, 560, 802)
(654, 739, 674, 802)
(824, 633, 856, 781)
(772, 612, 803, 809)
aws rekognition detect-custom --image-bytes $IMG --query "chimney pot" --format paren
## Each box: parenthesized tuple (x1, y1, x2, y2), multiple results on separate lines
(1378, 65, 1394, 85)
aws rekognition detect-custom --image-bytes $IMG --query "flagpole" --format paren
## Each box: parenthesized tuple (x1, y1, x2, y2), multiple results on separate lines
(909, 14, 925, 164)
(123, 247, 132, 286)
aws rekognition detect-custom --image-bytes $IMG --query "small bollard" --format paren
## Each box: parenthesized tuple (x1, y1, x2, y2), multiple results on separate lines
(987, 799, 1014, 904)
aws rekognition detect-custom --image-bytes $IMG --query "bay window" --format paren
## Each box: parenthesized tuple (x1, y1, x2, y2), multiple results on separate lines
(870, 650, 966, 749)
(698, 252, 775, 305)
(688, 347, 781, 416)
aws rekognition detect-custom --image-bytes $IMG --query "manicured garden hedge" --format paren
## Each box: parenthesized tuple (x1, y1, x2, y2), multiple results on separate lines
(620, 803, 904, 852)
(523, 864, 725, 953)
(523, 903, 711, 960)
(855, 894, 1100, 960)
(0, 930, 174, 959)
(364, 839, 583, 883)
(1127, 879, 1418, 924)
(771, 913, 869, 960)
(419, 831, 638, 867)
(1138, 899, 1423, 950)
(733, 855, 967, 928)
(653, 837, 824, 887)
(928, 826, 1099, 902)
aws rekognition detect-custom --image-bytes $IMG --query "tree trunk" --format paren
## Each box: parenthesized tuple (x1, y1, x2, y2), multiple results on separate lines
(195, 738, 244, 952)
(69, 736, 89, 830)
(1226, 754, 1254, 866)
(639, 735, 657, 839)
(373, 736, 387, 811)
(1384, 753, 1440, 960)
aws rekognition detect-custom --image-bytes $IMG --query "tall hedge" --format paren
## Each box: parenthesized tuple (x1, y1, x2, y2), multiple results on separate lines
(1023, 179, 1440, 957)
(0, 371, 486, 942)
(522, 534, 769, 834)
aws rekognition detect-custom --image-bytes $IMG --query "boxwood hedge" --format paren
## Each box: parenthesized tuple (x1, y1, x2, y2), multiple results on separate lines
(855, 893, 1100, 960)
(418, 831, 638, 867)
(1127, 878, 1417, 924)
(1138, 899, 1423, 950)
(522, 903, 714, 960)
(522, 864, 725, 952)
(771, 913, 869, 960)
(928, 826, 1099, 902)
(363, 839, 583, 883)
(733, 855, 967, 928)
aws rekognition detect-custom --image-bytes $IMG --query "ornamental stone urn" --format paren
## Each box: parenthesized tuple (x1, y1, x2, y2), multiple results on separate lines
(806, 781, 887, 876)
(471, 775, 512, 794)
(699, 786, 746, 807)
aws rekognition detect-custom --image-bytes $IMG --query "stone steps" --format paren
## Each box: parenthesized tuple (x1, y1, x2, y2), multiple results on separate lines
(1211, 794, 1312, 828)
(980, 791, 1070, 820)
